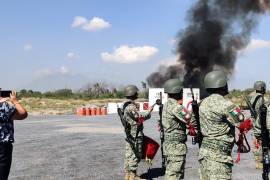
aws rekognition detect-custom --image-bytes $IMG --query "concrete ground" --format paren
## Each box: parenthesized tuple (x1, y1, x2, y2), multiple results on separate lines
(9, 113, 262, 180)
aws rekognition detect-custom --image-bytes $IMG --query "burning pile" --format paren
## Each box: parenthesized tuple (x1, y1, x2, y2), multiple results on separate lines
(147, 0, 270, 88)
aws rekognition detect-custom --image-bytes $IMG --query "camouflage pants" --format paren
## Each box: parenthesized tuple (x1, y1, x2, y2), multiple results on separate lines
(165, 155, 186, 180)
(252, 138, 263, 169)
(124, 141, 141, 172)
(199, 157, 232, 180)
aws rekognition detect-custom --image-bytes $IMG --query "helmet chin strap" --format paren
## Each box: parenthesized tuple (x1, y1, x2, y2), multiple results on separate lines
(261, 87, 266, 94)
(222, 84, 229, 96)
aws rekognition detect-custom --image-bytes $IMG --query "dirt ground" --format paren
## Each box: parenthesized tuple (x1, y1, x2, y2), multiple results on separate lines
(9, 113, 261, 180)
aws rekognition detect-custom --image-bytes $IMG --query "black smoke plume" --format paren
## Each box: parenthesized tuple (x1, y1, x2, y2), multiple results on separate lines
(147, 0, 270, 88)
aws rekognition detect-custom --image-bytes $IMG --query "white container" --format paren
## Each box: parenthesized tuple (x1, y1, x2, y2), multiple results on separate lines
(183, 88, 200, 111)
(148, 88, 168, 112)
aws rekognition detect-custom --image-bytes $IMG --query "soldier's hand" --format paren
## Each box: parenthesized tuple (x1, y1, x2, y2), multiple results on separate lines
(148, 105, 154, 112)
(194, 133, 203, 144)
(155, 99, 161, 105)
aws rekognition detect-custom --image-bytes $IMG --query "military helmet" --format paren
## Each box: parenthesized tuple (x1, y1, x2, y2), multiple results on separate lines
(124, 85, 139, 97)
(163, 79, 183, 94)
(204, 70, 228, 89)
(253, 81, 266, 91)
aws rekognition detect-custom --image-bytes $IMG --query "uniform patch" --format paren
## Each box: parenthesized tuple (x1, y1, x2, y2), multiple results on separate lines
(229, 107, 244, 121)
(180, 109, 187, 117)
(179, 107, 191, 120)
(230, 108, 241, 117)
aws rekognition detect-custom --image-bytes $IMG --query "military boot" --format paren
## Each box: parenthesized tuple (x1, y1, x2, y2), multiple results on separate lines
(129, 172, 142, 180)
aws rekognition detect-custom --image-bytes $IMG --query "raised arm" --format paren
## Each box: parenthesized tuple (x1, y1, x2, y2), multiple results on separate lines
(125, 103, 152, 122)
(10, 91, 28, 120)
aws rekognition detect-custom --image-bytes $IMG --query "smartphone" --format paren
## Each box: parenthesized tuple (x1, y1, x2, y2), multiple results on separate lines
(0, 90, 12, 97)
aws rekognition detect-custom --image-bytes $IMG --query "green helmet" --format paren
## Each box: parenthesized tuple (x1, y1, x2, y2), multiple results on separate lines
(164, 79, 183, 94)
(254, 81, 266, 91)
(124, 85, 139, 97)
(204, 70, 228, 89)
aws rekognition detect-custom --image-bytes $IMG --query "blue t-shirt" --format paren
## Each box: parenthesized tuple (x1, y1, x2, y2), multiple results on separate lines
(0, 102, 16, 143)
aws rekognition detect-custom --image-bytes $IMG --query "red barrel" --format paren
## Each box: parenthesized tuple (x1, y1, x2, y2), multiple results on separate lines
(82, 107, 86, 116)
(85, 108, 91, 116)
(90, 107, 96, 116)
(78, 107, 86, 116)
(96, 107, 101, 115)
(101, 107, 107, 115)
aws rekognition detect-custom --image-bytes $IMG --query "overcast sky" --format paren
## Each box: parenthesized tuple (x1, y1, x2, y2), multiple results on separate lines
(0, 0, 270, 91)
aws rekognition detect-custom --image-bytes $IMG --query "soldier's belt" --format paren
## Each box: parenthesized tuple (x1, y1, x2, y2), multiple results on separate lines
(164, 134, 186, 143)
(201, 139, 233, 155)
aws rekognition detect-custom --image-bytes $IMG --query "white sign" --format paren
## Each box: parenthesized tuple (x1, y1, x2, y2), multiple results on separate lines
(107, 102, 123, 114)
(183, 88, 200, 111)
(148, 88, 168, 112)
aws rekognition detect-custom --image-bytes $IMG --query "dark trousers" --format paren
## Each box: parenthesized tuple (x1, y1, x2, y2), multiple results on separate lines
(0, 143, 13, 180)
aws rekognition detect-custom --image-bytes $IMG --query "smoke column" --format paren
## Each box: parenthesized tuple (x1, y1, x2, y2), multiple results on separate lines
(147, 0, 270, 88)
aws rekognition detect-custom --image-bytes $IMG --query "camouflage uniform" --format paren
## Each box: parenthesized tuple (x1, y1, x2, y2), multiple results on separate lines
(199, 94, 244, 180)
(123, 100, 151, 174)
(253, 102, 270, 178)
(268, 106, 270, 179)
(249, 92, 264, 169)
(162, 98, 193, 180)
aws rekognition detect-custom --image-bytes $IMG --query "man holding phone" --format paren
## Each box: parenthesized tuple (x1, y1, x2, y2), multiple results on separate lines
(0, 89, 28, 180)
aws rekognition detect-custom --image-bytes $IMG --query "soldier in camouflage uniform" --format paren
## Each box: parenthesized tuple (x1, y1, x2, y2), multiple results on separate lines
(264, 97, 270, 179)
(248, 81, 266, 169)
(122, 85, 154, 180)
(162, 79, 194, 180)
(199, 71, 247, 180)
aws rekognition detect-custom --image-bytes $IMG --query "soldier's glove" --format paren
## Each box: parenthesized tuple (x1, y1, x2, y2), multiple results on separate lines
(155, 99, 161, 105)
(194, 132, 203, 143)
(192, 132, 203, 144)
(239, 119, 253, 133)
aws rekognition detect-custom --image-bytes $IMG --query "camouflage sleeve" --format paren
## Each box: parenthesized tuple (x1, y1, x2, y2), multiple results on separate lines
(252, 100, 264, 138)
(253, 96, 263, 137)
(253, 122, 261, 138)
(126, 104, 151, 121)
(172, 104, 190, 124)
(225, 103, 244, 128)
(254, 110, 262, 131)
(255, 96, 263, 113)
(254, 104, 270, 138)
(140, 110, 151, 120)
(267, 105, 270, 136)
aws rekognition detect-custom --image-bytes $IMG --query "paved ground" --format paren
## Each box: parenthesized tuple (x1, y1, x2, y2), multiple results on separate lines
(9, 113, 261, 180)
